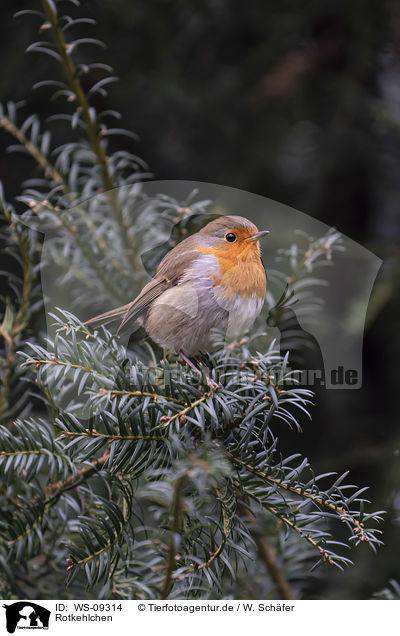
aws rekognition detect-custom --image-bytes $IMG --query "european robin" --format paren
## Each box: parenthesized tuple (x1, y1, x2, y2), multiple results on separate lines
(85, 216, 269, 375)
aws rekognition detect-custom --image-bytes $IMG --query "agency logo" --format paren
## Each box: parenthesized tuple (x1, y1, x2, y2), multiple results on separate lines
(2, 603, 50, 634)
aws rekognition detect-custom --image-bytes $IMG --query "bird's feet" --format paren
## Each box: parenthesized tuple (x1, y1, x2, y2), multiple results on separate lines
(205, 375, 222, 396)
(178, 350, 222, 395)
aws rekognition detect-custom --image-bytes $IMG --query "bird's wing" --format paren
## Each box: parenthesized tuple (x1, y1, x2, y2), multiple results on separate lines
(85, 234, 202, 332)
(117, 238, 203, 331)
(117, 277, 171, 332)
(84, 278, 170, 332)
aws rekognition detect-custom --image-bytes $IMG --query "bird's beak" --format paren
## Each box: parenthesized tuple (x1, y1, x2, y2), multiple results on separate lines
(246, 230, 270, 242)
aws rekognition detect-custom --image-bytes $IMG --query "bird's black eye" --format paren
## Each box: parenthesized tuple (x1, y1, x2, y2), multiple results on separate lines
(225, 232, 237, 243)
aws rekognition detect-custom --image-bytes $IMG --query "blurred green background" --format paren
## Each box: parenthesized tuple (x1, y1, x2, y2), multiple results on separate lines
(1, 0, 399, 599)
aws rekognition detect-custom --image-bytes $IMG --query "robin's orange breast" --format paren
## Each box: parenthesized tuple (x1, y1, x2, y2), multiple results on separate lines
(196, 241, 266, 300)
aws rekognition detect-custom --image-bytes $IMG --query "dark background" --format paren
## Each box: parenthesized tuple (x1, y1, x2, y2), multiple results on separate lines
(1, 0, 400, 599)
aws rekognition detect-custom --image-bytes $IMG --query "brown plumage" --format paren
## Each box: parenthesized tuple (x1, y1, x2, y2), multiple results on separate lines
(85, 215, 269, 357)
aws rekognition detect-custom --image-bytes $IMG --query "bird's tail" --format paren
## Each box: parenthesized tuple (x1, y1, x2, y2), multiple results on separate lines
(84, 302, 132, 330)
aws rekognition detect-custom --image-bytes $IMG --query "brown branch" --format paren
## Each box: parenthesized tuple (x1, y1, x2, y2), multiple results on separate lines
(24, 356, 113, 383)
(4, 451, 110, 548)
(65, 478, 131, 572)
(0, 213, 34, 425)
(40, 0, 141, 270)
(232, 456, 368, 542)
(239, 503, 295, 600)
(159, 488, 231, 583)
(43, 449, 110, 502)
(40, 0, 115, 194)
(255, 534, 296, 599)
(66, 539, 116, 570)
(160, 392, 214, 428)
(61, 430, 165, 442)
(194, 487, 230, 571)
(99, 388, 185, 405)
(0, 115, 67, 190)
(0, 449, 50, 458)
(259, 502, 331, 563)
(236, 481, 333, 565)
(159, 476, 185, 599)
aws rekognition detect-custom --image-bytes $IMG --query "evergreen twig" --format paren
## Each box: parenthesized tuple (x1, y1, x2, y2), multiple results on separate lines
(40, 0, 143, 273)
(160, 476, 185, 599)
